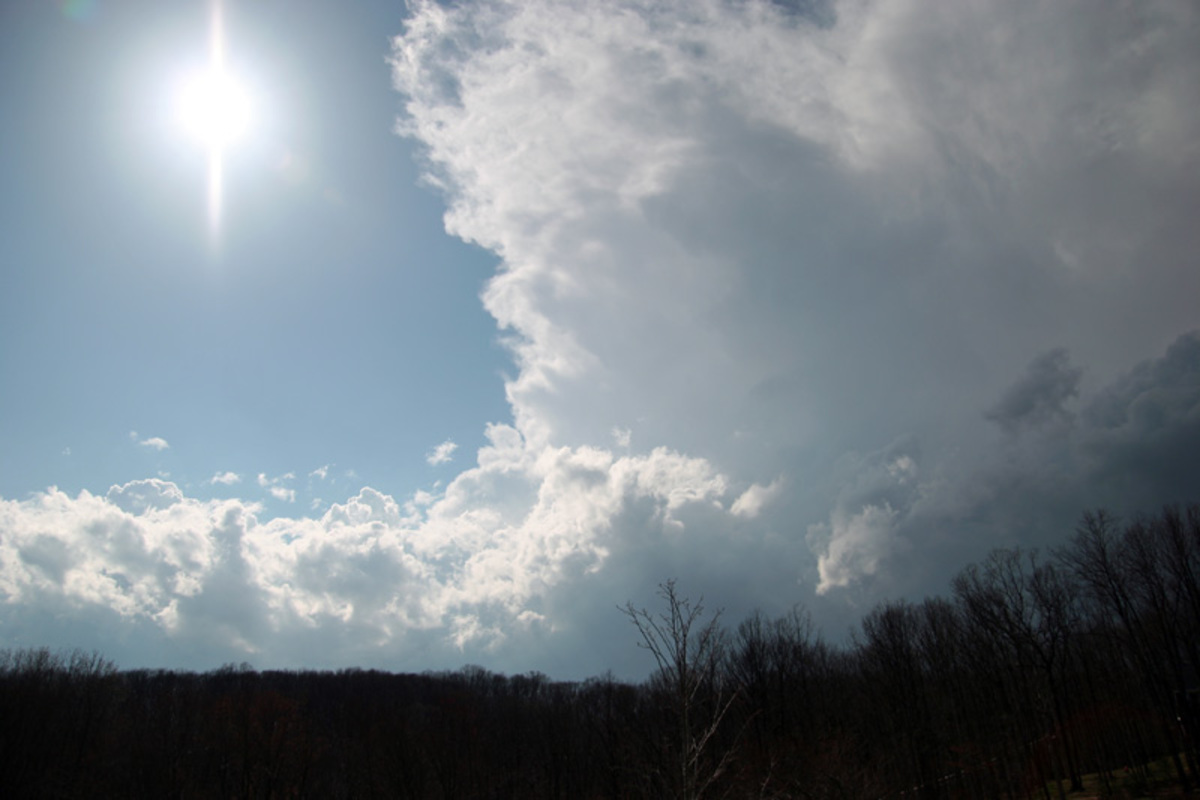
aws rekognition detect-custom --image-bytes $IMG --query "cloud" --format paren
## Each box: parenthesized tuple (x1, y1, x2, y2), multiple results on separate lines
(1083, 331, 1200, 442)
(210, 471, 241, 486)
(0, 425, 735, 674)
(1078, 330, 1200, 504)
(391, 0, 1200, 611)
(986, 349, 1083, 434)
(804, 440, 922, 594)
(257, 473, 296, 504)
(426, 440, 458, 466)
(106, 478, 184, 515)
(809, 502, 901, 596)
(0, 482, 219, 624)
(396, 0, 1199, 416)
(612, 427, 631, 449)
(137, 436, 169, 451)
(309, 464, 330, 481)
(731, 479, 784, 519)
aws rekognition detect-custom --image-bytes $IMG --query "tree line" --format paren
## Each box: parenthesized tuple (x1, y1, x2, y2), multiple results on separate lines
(1, 504, 1198, 798)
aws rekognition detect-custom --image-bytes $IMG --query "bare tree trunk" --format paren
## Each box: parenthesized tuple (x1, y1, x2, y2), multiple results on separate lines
(622, 579, 739, 800)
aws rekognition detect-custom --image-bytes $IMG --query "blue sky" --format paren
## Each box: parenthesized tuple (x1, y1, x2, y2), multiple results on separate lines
(2, 0, 1199, 679)
(0, 0, 507, 508)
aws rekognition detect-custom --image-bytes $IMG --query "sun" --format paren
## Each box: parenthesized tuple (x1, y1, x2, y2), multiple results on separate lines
(176, 68, 251, 151)
(172, 0, 253, 239)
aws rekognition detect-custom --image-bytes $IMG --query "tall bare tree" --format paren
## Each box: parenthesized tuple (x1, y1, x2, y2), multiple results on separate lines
(623, 580, 738, 800)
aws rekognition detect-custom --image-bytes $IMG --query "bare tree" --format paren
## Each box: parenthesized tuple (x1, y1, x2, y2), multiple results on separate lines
(954, 548, 1084, 795)
(622, 579, 739, 800)
(1059, 509, 1198, 790)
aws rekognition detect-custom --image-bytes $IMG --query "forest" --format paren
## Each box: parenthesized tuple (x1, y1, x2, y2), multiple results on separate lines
(1, 505, 1199, 799)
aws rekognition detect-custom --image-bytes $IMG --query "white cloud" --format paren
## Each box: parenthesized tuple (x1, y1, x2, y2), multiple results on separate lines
(106, 478, 184, 514)
(0, 426, 735, 672)
(426, 439, 458, 465)
(809, 502, 903, 596)
(731, 479, 784, 519)
(612, 427, 631, 449)
(210, 471, 241, 486)
(0, 482, 219, 622)
(268, 487, 295, 503)
(138, 436, 169, 451)
(257, 473, 296, 504)
(309, 464, 330, 481)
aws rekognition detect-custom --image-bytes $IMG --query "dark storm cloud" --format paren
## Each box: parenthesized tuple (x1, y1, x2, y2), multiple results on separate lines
(986, 349, 1082, 434)
(1080, 330, 1200, 505)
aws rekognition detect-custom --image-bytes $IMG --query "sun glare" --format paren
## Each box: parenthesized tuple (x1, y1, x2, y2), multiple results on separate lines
(173, 0, 252, 239)
(177, 69, 250, 150)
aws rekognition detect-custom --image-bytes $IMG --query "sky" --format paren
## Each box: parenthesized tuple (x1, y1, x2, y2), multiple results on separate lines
(1, 0, 1198, 681)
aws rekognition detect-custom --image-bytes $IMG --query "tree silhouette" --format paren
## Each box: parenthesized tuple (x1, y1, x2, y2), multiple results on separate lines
(622, 579, 739, 800)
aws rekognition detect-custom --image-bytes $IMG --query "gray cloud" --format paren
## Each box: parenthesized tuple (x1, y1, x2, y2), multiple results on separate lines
(1079, 330, 1200, 505)
(875, 330, 1200, 602)
(986, 349, 1082, 434)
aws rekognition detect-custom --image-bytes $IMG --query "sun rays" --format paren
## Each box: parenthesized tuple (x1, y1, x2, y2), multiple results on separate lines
(175, 0, 252, 240)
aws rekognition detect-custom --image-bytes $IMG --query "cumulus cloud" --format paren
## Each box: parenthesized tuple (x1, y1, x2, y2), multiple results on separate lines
(0, 425, 735, 673)
(257, 473, 296, 504)
(135, 435, 169, 451)
(0, 482, 219, 624)
(106, 478, 185, 514)
(804, 441, 923, 594)
(731, 479, 784, 519)
(390, 0, 1200, 609)
(426, 440, 458, 466)
(809, 502, 901, 595)
(210, 471, 241, 486)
